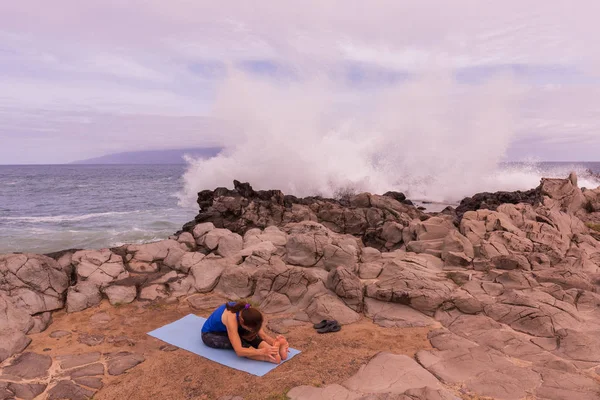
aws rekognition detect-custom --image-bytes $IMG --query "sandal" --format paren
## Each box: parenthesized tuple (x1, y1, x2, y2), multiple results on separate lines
(313, 319, 331, 329)
(317, 321, 341, 333)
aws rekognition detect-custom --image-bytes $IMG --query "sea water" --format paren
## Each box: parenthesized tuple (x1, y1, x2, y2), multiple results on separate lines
(0, 165, 195, 254)
(1, 162, 599, 254)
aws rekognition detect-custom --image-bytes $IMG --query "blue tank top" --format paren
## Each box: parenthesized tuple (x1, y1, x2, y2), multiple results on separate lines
(201, 303, 228, 333)
(201, 303, 255, 337)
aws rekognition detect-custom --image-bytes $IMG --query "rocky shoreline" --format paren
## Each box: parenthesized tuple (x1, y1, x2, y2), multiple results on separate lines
(2, 174, 600, 399)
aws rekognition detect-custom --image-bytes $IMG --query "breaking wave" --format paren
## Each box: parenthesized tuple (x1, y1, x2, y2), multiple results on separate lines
(178, 70, 599, 207)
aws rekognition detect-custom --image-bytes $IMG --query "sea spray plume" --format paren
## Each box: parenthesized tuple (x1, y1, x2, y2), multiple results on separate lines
(177, 68, 523, 207)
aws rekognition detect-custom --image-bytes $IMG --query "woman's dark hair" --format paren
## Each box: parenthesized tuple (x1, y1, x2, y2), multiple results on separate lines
(225, 301, 263, 332)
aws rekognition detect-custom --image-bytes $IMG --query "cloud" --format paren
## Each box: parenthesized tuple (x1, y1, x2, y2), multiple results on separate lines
(0, 1, 599, 164)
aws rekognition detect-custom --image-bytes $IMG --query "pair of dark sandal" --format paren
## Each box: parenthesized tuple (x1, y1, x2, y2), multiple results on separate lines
(313, 319, 341, 333)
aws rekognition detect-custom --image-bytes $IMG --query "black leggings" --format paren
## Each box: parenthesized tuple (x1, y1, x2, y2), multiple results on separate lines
(202, 331, 263, 349)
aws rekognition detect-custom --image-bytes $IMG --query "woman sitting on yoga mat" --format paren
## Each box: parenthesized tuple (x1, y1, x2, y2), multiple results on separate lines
(201, 301, 289, 363)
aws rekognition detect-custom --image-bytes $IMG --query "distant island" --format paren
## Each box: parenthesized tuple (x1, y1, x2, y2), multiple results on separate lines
(71, 147, 223, 164)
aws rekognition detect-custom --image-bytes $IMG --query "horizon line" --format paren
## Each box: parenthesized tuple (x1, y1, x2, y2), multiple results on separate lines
(2, 160, 600, 167)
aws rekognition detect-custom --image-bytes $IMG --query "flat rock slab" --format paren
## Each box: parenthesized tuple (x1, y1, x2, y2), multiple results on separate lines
(364, 299, 437, 328)
(288, 383, 460, 400)
(57, 352, 101, 369)
(2, 352, 52, 380)
(107, 335, 135, 347)
(50, 330, 72, 339)
(89, 312, 112, 325)
(427, 329, 478, 351)
(554, 329, 600, 363)
(402, 387, 460, 400)
(159, 345, 179, 352)
(73, 377, 104, 390)
(68, 363, 105, 378)
(343, 353, 442, 394)
(533, 367, 600, 400)
(5, 382, 47, 400)
(0, 382, 13, 400)
(47, 380, 95, 400)
(187, 294, 228, 310)
(288, 383, 361, 400)
(416, 347, 542, 400)
(77, 333, 105, 346)
(107, 353, 145, 375)
(104, 351, 134, 360)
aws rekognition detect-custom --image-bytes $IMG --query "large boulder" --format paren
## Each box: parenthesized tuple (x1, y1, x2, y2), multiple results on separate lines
(326, 266, 363, 312)
(200, 229, 243, 257)
(582, 187, 600, 212)
(243, 226, 288, 258)
(0, 254, 69, 314)
(380, 221, 404, 247)
(126, 240, 188, 272)
(190, 258, 228, 293)
(214, 264, 255, 299)
(441, 230, 474, 267)
(253, 264, 328, 311)
(365, 255, 454, 315)
(455, 187, 542, 219)
(322, 243, 359, 272)
(192, 222, 215, 241)
(305, 293, 360, 325)
(0, 294, 34, 362)
(1, 297, 32, 333)
(404, 217, 454, 258)
(540, 175, 586, 214)
(72, 249, 128, 286)
(183, 181, 423, 252)
(176, 231, 196, 250)
(285, 222, 333, 267)
(101, 285, 137, 306)
(66, 281, 102, 313)
(173, 252, 205, 274)
(240, 241, 278, 262)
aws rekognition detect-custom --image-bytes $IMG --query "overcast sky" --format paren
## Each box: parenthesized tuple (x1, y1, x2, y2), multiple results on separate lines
(1, 1, 599, 164)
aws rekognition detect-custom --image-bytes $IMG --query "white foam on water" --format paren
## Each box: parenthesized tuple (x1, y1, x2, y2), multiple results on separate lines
(0, 210, 144, 223)
(0, 226, 180, 254)
(177, 70, 535, 205)
(177, 70, 599, 206)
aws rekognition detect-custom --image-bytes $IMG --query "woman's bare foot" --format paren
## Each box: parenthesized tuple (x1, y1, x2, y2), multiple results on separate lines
(269, 340, 282, 364)
(278, 338, 289, 360)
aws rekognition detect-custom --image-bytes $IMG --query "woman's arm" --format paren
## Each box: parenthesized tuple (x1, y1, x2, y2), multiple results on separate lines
(258, 328, 276, 345)
(224, 314, 261, 358)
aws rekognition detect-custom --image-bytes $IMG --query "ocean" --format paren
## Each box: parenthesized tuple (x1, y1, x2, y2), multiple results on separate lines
(0, 165, 196, 254)
(1, 162, 599, 254)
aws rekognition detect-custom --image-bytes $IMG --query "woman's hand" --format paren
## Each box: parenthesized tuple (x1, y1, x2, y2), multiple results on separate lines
(259, 345, 280, 361)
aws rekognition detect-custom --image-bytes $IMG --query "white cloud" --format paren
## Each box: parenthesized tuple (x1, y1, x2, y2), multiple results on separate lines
(0, 1, 599, 164)
(83, 54, 170, 82)
(0, 78, 207, 115)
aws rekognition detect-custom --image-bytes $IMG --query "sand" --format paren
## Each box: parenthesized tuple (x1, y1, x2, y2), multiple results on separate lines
(26, 297, 434, 400)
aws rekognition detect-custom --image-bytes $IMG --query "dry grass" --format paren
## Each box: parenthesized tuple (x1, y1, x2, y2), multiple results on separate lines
(585, 222, 600, 232)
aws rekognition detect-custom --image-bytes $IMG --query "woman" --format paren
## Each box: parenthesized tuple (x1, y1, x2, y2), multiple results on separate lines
(201, 301, 289, 363)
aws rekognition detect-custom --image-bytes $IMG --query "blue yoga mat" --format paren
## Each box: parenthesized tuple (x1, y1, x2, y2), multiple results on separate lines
(147, 314, 301, 376)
